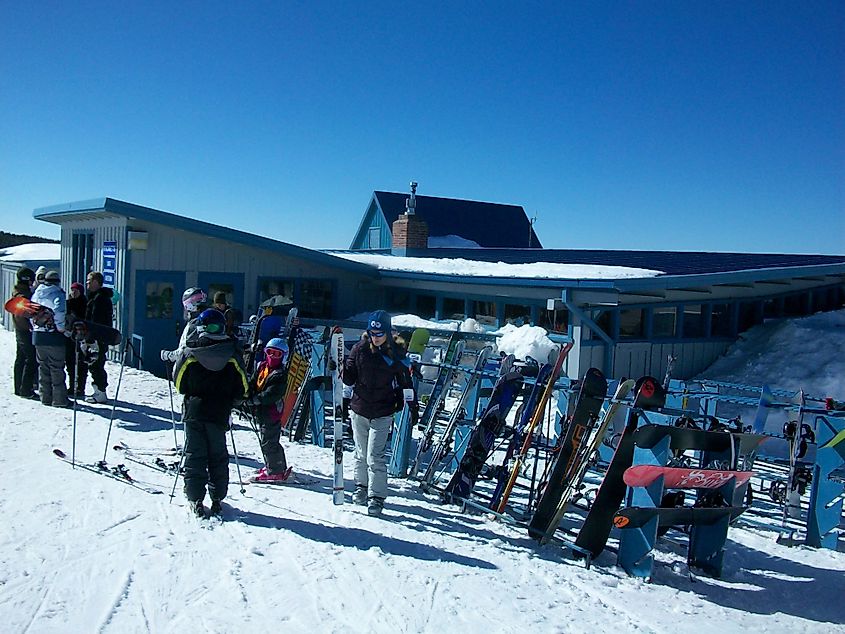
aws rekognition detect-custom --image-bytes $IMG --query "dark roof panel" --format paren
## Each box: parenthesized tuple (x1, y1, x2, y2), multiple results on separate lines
(415, 248, 845, 276)
(373, 191, 542, 249)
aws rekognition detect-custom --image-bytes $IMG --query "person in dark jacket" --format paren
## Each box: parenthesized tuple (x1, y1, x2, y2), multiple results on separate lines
(342, 310, 414, 516)
(174, 308, 249, 517)
(245, 337, 291, 482)
(65, 282, 87, 397)
(10, 266, 38, 399)
(84, 271, 114, 403)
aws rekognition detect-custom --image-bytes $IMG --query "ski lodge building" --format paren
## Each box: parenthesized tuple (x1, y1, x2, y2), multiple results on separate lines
(16, 188, 845, 380)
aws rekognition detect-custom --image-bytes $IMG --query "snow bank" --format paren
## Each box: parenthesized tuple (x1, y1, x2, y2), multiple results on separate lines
(0, 242, 60, 262)
(494, 323, 558, 364)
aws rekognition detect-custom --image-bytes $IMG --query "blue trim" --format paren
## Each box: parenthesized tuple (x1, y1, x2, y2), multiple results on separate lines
(35, 198, 378, 277)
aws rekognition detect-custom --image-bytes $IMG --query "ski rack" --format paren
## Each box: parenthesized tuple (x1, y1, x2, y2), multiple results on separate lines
(806, 413, 845, 549)
(616, 419, 753, 579)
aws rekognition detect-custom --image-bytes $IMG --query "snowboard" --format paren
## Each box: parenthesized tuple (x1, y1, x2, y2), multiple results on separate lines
(330, 327, 345, 505)
(494, 341, 574, 514)
(441, 369, 525, 503)
(529, 367, 608, 543)
(389, 327, 429, 477)
(488, 363, 555, 509)
(5, 296, 120, 345)
(623, 465, 754, 489)
(612, 505, 746, 530)
(284, 324, 314, 433)
(574, 375, 667, 558)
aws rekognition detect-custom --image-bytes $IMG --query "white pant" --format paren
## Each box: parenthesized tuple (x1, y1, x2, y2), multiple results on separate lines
(351, 412, 392, 500)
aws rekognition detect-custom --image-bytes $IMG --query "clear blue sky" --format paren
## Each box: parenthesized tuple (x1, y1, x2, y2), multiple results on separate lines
(1, 1, 842, 254)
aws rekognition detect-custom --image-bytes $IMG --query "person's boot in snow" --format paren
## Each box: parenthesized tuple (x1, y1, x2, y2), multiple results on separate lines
(190, 499, 206, 518)
(353, 485, 368, 506)
(209, 500, 223, 516)
(367, 497, 385, 517)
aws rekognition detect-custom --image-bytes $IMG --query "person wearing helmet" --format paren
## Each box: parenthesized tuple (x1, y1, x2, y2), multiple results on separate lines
(243, 336, 291, 482)
(31, 270, 70, 408)
(160, 287, 208, 364)
(10, 267, 38, 399)
(173, 308, 248, 518)
(342, 310, 414, 516)
(33, 266, 47, 290)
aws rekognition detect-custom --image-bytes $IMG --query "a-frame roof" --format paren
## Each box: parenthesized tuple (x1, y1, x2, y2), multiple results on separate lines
(370, 191, 542, 249)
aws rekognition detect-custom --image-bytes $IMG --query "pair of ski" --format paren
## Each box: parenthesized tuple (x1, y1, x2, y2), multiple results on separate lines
(52, 448, 164, 495)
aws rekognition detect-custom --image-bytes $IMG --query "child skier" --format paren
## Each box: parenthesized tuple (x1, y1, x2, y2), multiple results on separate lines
(173, 308, 249, 517)
(245, 337, 292, 482)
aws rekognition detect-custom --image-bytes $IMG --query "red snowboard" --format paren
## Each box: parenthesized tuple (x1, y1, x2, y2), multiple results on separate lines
(623, 465, 754, 489)
(4, 296, 55, 329)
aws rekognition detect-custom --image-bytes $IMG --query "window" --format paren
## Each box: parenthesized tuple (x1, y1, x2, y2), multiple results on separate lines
(299, 280, 333, 318)
(537, 306, 568, 333)
(368, 227, 381, 249)
(416, 295, 436, 319)
(71, 233, 95, 286)
(443, 297, 465, 320)
(652, 307, 677, 338)
(593, 310, 613, 338)
(208, 283, 234, 306)
(784, 293, 808, 317)
(682, 305, 704, 338)
(386, 289, 410, 313)
(711, 303, 732, 337)
(473, 300, 497, 326)
(619, 308, 645, 339)
(146, 282, 174, 320)
(763, 298, 782, 318)
(738, 301, 762, 332)
(259, 279, 294, 305)
(504, 303, 531, 327)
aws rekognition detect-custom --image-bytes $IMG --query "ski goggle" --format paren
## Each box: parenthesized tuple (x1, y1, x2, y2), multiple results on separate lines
(265, 347, 286, 359)
(200, 322, 225, 334)
(368, 330, 386, 338)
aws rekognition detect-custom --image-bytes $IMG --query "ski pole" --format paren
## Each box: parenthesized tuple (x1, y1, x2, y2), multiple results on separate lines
(229, 417, 246, 494)
(101, 337, 128, 463)
(71, 337, 81, 468)
(169, 441, 187, 503)
(166, 361, 179, 452)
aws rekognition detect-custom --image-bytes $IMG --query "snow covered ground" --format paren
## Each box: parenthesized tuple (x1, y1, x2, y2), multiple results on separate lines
(1, 314, 844, 633)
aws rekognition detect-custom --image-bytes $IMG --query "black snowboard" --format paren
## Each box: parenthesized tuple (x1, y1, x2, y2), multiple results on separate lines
(613, 505, 746, 529)
(70, 318, 121, 346)
(574, 376, 666, 559)
(634, 424, 767, 455)
(528, 368, 608, 541)
(442, 371, 524, 503)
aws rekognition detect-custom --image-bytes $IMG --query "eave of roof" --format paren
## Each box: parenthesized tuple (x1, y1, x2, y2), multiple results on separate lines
(34, 198, 378, 277)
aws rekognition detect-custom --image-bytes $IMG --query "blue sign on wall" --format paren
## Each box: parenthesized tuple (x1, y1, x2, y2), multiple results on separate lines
(103, 241, 117, 288)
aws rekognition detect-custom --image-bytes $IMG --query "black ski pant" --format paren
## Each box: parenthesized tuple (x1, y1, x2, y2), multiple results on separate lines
(65, 339, 87, 396)
(14, 334, 37, 396)
(183, 417, 229, 503)
(88, 340, 108, 391)
(258, 415, 288, 474)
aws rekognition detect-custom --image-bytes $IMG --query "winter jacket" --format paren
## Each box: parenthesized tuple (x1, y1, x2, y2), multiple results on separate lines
(31, 282, 67, 347)
(248, 362, 288, 424)
(85, 287, 113, 329)
(343, 336, 412, 419)
(66, 293, 87, 324)
(174, 336, 248, 426)
(10, 283, 33, 336)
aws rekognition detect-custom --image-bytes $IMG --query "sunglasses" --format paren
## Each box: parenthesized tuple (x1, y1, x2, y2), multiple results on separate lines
(369, 330, 386, 338)
(203, 323, 225, 334)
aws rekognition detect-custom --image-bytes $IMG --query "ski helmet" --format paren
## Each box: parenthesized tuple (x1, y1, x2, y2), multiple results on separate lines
(195, 308, 228, 340)
(182, 287, 207, 313)
(264, 337, 289, 367)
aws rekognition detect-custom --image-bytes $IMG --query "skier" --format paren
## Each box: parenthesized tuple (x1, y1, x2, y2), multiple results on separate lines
(31, 270, 70, 408)
(160, 287, 208, 364)
(245, 337, 291, 482)
(83, 272, 114, 403)
(173, 308, 249, 517)
(33, 266, 47, 290)
(342, 310, 414, 516)
(10, 266, 38, 399)
(65, 282, 87, 397)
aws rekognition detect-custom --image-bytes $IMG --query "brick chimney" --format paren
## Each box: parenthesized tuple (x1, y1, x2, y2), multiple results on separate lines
(391, 181, 428, 256)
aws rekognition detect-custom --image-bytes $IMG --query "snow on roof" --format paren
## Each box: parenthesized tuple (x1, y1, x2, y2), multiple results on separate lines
(427, 235, 482, 249)
(0, 242, 60, 262)
(332, 251, 663, 279)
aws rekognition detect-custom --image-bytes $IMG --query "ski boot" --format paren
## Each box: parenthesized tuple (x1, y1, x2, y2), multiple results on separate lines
(190, 499, 206, 518)
(352, 485, 368, 506)
(367, 497, 385, 517)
